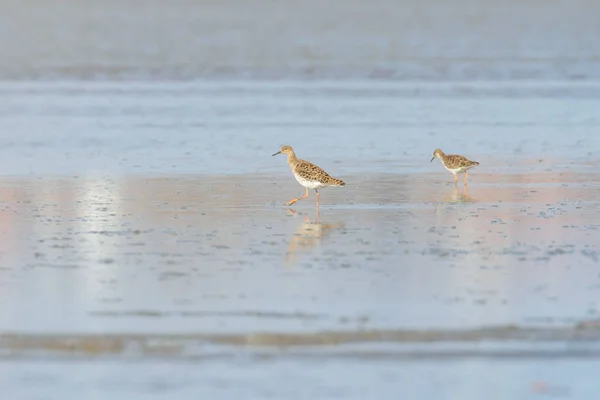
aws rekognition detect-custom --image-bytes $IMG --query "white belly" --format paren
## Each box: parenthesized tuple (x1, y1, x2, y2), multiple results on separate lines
(445, 165, 472, 174)
(294, 174, 325, 189)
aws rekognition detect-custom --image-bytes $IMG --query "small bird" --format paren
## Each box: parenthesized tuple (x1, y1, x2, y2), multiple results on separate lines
(430, 148, 479, 185)
(272, 145, 345, 208)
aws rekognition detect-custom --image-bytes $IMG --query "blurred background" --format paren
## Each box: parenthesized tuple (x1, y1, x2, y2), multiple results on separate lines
(1, 0, 599, 81)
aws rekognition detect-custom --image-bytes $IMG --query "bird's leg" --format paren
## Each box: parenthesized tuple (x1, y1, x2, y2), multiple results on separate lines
(315, 189, 319, 209)
(453, 174, 458, 185)
(464, 172, 469, 186)
(287, 187, 309, 206)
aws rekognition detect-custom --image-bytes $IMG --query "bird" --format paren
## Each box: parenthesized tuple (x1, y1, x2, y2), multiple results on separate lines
(430, 148, 479, 185)
(272, 145, 345, 208)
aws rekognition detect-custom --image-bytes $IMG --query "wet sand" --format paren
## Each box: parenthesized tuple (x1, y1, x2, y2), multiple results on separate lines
(1, 172, 598, 333)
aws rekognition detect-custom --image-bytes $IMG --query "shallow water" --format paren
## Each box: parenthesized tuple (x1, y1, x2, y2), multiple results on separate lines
(1, 79, 600, 398)
(2, 358, 600, 400)
(1, 80, 600, 176)
(1, 172, 599, 334)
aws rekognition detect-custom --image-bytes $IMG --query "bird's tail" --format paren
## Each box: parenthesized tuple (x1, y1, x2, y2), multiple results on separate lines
(326, 177, 345, 186)
(472, 161, 480, 166)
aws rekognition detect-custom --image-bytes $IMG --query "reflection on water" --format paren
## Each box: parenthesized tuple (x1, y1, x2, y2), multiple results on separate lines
(0, 172, 598, 336)
(0, 172, 599, 399)
(441, 185, 476, 203)
(285, 209, 346, 264)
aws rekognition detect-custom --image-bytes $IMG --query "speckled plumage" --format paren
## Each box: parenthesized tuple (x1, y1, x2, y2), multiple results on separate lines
(272, 145, 345, 207)
(431, 148, 479, 185)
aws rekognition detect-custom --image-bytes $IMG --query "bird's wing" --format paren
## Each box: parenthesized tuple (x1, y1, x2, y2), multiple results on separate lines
(446, 154, 475, 168)
(294, 159, 332, 181)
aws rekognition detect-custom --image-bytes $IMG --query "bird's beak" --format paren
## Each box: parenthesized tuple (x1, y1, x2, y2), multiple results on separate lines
(272, 151, 281, 157)
(430, 156, 435, 162)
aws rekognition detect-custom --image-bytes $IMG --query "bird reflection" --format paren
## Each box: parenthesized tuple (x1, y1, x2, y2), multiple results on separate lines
(285, 209, 345, 264)
(442, 185, 476, 203)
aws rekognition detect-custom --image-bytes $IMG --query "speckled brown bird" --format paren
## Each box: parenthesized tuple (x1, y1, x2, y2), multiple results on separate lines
(272, 145, 345, 207)
(430, 148, 479, 185)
